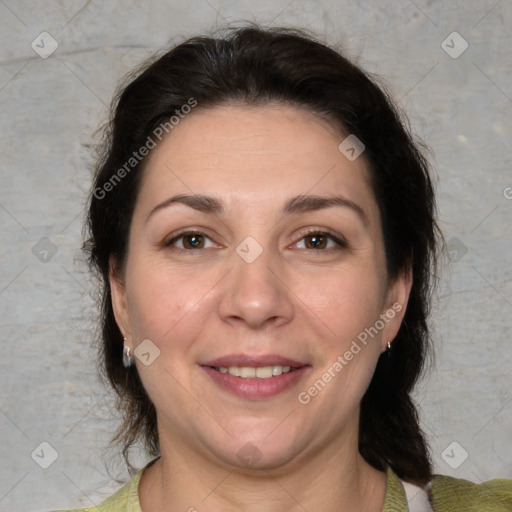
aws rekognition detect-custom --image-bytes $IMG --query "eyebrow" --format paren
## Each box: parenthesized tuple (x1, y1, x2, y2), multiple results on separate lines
(146, 193, 368, 226)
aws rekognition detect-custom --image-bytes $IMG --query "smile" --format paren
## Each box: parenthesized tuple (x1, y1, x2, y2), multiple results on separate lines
(213, 365, 294, 379)
(202, 364, 310, 400)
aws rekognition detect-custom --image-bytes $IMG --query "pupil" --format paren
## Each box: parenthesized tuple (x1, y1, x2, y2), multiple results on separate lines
(308, 235, 326, 249)
(185, 234, 203, 248)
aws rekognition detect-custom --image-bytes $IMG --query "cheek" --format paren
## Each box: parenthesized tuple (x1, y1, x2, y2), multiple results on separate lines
(124, 257, 210, 343)
(296, 264, 385, 345)
(296, 271, 385, 420)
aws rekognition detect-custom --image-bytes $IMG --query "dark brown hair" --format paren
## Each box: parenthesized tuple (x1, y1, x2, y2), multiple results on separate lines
(84, 25, 441, 485)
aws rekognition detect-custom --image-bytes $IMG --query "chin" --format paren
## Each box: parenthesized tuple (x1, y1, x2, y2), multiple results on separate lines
(204, 429, 306, 472)
(224, 445, 302, 472)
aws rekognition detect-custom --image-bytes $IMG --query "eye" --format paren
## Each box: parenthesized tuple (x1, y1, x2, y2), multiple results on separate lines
(165, 231, 217, 250)
(164, 229, 346, 252)
(294, 230, 347, 250)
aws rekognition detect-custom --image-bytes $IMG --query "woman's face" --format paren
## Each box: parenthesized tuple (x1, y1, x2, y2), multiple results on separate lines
(111, 104, 410, 471)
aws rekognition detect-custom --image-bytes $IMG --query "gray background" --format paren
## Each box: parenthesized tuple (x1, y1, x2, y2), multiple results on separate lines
(0, 0, 511, 510)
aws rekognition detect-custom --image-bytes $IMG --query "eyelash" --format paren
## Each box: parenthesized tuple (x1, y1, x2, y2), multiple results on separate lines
(164, 228, 347, 253)
(296, 228, 348, 251)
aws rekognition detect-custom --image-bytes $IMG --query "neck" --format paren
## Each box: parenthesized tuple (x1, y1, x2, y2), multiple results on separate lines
(139, 431, 387, 512)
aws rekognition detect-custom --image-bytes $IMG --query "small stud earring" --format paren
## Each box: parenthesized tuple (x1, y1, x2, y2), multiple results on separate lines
(122, 338, 133, 368)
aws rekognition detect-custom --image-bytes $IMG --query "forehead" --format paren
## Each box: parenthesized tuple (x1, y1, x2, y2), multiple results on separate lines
(137, 104, 377, 220)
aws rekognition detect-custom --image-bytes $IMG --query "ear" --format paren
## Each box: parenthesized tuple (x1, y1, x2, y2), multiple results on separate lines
(109, 256, 131, 345)
(379, 266, 413, 353)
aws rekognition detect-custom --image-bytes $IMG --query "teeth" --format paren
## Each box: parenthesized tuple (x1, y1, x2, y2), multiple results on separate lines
(240, 367, 256, 378)
(272, 366, 283, 376)
(216, 365, 294, 379)
(256, 366, 272, 378)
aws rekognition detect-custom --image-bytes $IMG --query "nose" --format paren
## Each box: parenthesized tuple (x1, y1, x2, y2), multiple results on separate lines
(217, 241, 294, 331)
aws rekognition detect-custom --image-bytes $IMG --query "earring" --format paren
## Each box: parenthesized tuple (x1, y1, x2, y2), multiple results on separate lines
(122, 338, 133, 368)
(387, 340, 392, 358)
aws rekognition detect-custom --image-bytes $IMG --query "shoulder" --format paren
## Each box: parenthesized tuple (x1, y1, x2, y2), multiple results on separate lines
(430, 473, 512, 511)
(47, 470, 142, 512)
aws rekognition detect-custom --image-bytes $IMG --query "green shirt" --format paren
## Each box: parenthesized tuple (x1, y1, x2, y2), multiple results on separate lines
(51, 464, 512, 511)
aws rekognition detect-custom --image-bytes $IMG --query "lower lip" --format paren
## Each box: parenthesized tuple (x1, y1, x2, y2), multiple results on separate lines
(201, 366, 310, 400)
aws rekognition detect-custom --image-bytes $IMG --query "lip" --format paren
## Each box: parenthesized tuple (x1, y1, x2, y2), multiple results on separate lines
(202, 354, 307, 368)
(200, 354, 311, 400)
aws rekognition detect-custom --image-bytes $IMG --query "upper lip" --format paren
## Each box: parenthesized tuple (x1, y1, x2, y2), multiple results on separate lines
(202, 354, 308, 368)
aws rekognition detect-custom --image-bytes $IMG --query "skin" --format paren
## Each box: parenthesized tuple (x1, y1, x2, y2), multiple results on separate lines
(110, 104, 412, 512)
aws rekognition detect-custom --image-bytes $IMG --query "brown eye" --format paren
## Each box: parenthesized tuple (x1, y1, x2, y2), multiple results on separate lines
(304, 233, 328, 249)
(182, 234, 205, 249)
(295, 230, 346, 251)
(166, 232, 215, 250)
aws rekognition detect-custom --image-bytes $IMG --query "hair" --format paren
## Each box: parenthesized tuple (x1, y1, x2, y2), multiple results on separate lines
(83, 24, 441, 485)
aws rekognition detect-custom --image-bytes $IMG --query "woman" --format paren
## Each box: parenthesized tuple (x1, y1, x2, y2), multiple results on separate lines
(53, 26, 511, 511)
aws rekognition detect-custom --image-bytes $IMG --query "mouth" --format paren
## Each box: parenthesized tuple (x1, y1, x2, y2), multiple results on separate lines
(200, 354, 310, 400)
(211, 364, 300, 379)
